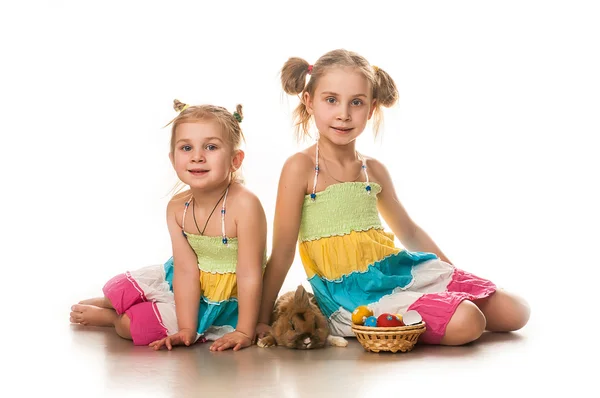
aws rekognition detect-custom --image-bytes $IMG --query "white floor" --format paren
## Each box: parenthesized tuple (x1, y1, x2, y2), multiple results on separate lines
(2, 288, 592, 398)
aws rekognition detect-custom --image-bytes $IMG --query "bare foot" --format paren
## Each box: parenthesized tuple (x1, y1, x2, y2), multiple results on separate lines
(70, 304, 117, 327)
(78, 297, 113, 309)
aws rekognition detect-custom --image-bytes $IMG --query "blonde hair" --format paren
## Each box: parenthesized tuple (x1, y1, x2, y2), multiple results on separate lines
(280, 49, 399, 141)
(166, 100, 246, 195)
(169, 100, 245, 154)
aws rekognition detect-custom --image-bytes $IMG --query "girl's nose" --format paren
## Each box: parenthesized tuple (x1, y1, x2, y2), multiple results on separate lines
(191, 150, 205, 162)
(336, 106, 351, 121)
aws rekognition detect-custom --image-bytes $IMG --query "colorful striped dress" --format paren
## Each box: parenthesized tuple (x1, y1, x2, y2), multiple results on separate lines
(298, 180, 496, 344)
(103, 189, 265, 345)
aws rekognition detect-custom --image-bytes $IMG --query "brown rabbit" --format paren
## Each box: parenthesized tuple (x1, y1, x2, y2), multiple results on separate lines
(257, 285, 348, 349)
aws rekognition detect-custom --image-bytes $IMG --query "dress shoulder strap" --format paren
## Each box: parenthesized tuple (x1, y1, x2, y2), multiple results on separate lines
(310, 142, 320, 201)
(180, 187, 230, 245)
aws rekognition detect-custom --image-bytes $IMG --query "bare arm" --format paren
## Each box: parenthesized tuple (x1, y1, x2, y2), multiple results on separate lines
(257, 154, 310, 325)
(371, 159, 452, 264)
(166, 199, 201, 333)
(234, 193, 268, 340)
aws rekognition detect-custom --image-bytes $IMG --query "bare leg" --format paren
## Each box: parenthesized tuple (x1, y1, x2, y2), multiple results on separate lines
(440, 300, 486, 346)
(113, 313, 132, 340)
(474, 289, 530, 332)
(70, 304, 132, 341)
(78, 297, 114, 309)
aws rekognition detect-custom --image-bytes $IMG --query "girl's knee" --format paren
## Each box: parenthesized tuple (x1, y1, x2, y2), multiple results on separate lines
(480, 290, 531, 332)
(114, 313, 132, 340)
(503, 296, 531, 331)
(441, 301, 486, 346)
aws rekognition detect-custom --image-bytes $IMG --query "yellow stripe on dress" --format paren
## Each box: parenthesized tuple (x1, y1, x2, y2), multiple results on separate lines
(200, 271, 238, 302)
(298, 228, 400, 280)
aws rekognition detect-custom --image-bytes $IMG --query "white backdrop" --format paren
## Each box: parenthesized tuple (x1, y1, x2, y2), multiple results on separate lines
(1, 0, 598, 356)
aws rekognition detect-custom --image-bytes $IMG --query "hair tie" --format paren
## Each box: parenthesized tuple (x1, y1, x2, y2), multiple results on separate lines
(307, 65, 313, 75)
(179, 104, 189, 113)
(372, 65, 380, 73)
(233, 111, 243, 123)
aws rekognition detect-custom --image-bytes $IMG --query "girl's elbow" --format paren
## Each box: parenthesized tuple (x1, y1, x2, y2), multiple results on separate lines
(269, 248, 296, 269)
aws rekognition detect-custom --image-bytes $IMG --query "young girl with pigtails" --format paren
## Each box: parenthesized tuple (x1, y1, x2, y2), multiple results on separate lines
(71, 100, 267, 352)
(257, 49, 530, 346)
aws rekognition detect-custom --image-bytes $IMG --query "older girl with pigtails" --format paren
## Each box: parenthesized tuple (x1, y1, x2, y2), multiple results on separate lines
(257, 49, 530, 346)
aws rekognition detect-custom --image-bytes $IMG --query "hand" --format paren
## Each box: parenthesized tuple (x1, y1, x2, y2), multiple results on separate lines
(256, 322, 272, 339)
(209, 330, 253, 352)
(149, 328, 197, 351)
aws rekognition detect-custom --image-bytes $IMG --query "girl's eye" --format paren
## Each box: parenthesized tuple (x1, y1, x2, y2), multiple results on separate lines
(206, 144, 217, 151)
(352, 99, 363, 106)
(182, 145, 192, 152)
(326, 97, 336, 104)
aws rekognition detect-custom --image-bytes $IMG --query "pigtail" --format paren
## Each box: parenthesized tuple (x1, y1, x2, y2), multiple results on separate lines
(233, 104, 244, 123)
(371, 66, 399, 137)
(233, 104, 246, 146)
(281, 57, 310, 95)
(281, 57, 314, 141)
(373, 67, 399, 108)
(163, 99, 190, 129)
(173, 99, 189, 112)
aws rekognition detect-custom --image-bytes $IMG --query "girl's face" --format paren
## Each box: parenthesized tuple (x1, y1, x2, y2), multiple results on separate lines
(304, 67, 376, 147)
(169, 120, 243, 190)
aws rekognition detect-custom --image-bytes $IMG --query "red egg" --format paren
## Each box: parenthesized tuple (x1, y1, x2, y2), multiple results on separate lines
(377, 313, 404, 327)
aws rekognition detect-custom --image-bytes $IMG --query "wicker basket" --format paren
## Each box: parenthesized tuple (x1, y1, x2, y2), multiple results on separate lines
(351, 322, 426, 353)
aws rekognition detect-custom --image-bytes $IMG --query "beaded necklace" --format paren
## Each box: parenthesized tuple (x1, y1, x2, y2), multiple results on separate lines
(310, 140, 371, 201)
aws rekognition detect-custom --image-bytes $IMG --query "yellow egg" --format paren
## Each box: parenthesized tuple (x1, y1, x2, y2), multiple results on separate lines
(352, 305, 374, 325)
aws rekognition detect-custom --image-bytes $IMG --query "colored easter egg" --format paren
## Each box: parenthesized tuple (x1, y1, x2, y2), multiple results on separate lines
(377, 313, 404, 327)
(394, 313, 404, 325)
(364, 316, 378, 327)
(352, 305, 374, 325)
(402, 310, 423, 326)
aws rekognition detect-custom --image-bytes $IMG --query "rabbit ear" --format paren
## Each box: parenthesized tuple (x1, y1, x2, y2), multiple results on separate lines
(294, 285, 310, 308)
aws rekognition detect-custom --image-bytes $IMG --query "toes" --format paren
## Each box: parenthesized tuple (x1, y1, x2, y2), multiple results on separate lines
(70, 311, 82, 322)
(71, 304, 86, 312)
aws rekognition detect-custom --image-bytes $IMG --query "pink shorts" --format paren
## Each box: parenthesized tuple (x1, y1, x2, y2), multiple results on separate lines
(102, 265, 179, 346)
(408, 268, 497, 344)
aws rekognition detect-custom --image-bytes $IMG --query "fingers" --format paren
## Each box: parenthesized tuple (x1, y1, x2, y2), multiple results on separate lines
(210, 337, 250, 352)
(210, 339, 235, 352)
(149, 338, 166, 350)
(148, 332, 196, 351)
(149, 336, 175, 351)
(150, 333, 250, 352)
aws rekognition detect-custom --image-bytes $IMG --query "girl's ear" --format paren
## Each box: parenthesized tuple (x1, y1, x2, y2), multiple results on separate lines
(368, 99, 376, 120)
(231, 149, 245, 171)
(303, 92, 314, 115)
